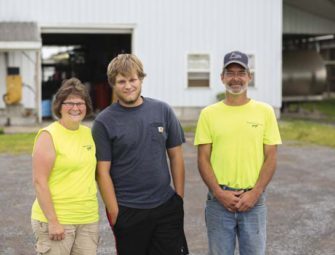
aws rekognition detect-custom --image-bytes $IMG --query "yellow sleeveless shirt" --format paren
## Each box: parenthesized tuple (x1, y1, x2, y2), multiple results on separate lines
(31, 121, 99, 224)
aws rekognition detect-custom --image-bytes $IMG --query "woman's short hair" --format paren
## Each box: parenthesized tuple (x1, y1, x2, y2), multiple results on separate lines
(107, 54, 146, 86)
(52, 78, 93, 119)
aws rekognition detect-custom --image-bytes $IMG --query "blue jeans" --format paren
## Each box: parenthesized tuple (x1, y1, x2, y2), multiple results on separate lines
(205, 191, 267, 255)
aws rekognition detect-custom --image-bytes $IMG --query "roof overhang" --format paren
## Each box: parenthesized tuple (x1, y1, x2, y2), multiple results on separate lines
(0, 41, 41, 51)
(0, 22, 41, 50)
(40, 23, 135, 34)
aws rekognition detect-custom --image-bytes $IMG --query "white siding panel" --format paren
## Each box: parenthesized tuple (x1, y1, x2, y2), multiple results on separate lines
(20, 51, 37, 108)
(284, 4, 335, 34)
(0, 0, 282, 109)
(0, 53, 6, 108)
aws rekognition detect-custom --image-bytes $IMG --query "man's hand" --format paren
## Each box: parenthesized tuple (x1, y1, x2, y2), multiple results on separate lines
(48, 221, 65, 241)
(214, 189, 244, 212)
(235, 189, 260, 212)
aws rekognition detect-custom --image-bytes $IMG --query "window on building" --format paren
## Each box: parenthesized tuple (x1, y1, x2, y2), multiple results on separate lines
(248, 54, 255, 87)
(187, 54, 210, 87)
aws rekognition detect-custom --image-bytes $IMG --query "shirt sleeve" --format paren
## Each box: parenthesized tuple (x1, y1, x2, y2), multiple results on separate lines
(91, 120, 112, 161)
(263, 106, 282, 145)
(166, 105, 185, 149)
(194, 109, 212, 146)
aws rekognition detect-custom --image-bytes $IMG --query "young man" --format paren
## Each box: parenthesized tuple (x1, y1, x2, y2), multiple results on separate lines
(194, 51, 282, 255)
(92, 54, 188, 255)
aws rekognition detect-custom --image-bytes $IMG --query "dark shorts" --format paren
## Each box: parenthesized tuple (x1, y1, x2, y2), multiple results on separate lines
(107, 193, 189, 255)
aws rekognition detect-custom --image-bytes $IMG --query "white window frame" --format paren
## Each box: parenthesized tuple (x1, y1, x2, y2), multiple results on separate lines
(187, 53, 210, 88)
(247, 54, 256, 87)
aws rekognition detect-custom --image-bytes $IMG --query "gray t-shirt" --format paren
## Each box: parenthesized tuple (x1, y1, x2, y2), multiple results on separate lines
(92, 97, 185, 209)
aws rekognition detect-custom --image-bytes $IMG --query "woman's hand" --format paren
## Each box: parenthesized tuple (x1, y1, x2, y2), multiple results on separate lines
(48, 220, 65, 241)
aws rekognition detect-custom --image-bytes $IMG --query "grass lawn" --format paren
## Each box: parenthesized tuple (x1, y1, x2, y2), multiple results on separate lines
(185, 120, 335, 148)
(284, 99, 335, 122)
(0, 133, 35, 154)
(0, 119, 335, 154)
(279, 120, 335, 147)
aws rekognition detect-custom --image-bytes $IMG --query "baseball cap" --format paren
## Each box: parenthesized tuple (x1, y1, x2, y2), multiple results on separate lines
(223, 51, 249, 70)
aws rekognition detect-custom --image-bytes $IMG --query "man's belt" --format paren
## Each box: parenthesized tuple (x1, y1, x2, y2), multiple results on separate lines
(219, 185, 253, 193)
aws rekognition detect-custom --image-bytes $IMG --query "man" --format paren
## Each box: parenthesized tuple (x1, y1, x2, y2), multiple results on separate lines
(92, 54, 188, 255)
(194, 51, 282, 255)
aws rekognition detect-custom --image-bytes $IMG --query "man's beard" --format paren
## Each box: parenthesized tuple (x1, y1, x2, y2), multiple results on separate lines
(117, 89, 142, 105)
(224, 82, 247, 95)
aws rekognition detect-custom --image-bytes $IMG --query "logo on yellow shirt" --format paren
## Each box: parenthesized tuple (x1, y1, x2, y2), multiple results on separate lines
(83, 145, 93, 151)
(246, 121, 263, 128)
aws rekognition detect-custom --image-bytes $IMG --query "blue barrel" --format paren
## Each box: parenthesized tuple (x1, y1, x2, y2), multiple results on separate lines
(42, 99, 52, 117)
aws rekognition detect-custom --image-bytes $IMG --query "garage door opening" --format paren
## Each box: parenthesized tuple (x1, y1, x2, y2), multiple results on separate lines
(282, 34, 335, 101)
(41, 33, 131, 119)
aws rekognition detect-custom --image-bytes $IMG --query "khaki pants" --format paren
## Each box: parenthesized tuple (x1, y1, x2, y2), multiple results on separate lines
(31, 219, 99, 255)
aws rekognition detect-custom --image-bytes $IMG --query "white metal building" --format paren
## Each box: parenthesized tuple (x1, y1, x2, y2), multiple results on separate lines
(1, 0, 334, 124)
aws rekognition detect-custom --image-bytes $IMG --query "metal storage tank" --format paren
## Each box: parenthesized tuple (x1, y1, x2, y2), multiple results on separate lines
(283, 51, 327, 99)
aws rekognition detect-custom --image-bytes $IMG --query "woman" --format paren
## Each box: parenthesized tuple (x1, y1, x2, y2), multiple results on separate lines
(31, 78, 99, 255)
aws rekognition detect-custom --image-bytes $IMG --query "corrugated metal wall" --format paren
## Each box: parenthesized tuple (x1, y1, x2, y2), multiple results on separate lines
(0, 0, 282, 110)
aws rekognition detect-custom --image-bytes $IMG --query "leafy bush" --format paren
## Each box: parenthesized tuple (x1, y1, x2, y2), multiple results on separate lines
(216, 92, 225, 101)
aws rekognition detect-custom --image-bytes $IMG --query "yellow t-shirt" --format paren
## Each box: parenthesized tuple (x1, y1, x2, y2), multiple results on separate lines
(194, 99, 282, 189)
(31, 121, 99, 224)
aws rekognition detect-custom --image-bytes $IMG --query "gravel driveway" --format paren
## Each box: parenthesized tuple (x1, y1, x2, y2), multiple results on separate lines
(1, 137, 335, 255)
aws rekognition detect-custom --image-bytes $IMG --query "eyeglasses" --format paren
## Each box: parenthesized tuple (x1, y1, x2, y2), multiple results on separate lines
(224, 71, 248, 78)
(62, 102, 86, 108)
